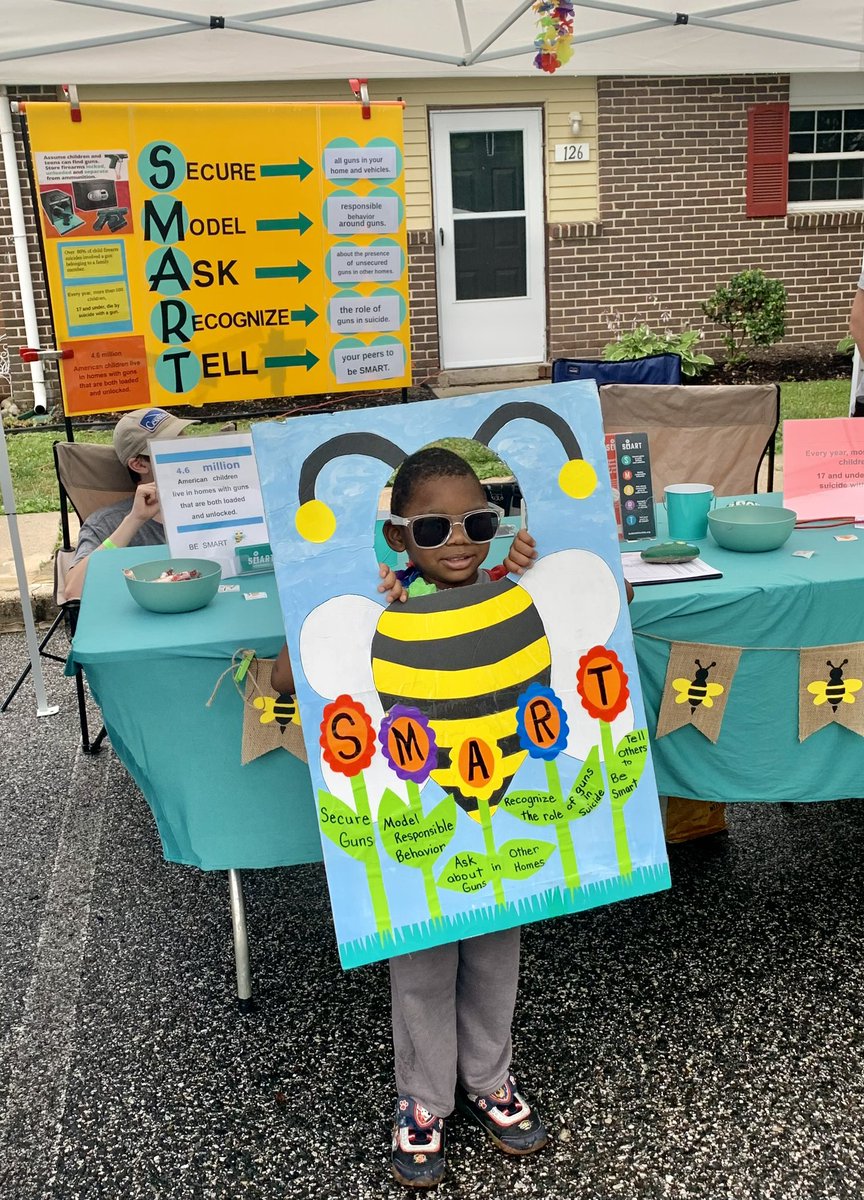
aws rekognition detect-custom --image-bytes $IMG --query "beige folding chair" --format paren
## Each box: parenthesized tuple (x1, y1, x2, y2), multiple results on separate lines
(2, 441, 136, 751)
(599, 384, 780, 497)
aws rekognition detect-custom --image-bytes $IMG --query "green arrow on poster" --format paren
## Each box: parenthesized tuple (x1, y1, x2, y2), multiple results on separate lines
(256, 213, 313, 234)
(260, 158, 313, 180)
(290, 306, 318, 326)
(255, 261, 311, 282)
(264, 349, 319, 371)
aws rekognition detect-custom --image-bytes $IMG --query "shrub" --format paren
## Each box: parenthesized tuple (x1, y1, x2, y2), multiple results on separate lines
(601, 325, 714, 378)
(838, 334, 856, 355)
(701, 269, 786, 363)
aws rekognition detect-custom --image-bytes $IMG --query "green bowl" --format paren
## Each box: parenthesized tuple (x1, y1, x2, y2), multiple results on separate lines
(123, 558, 222, 613)
(707, 504, 797, 553)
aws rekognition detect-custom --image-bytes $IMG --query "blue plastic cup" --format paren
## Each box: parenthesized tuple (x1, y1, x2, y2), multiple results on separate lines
(664, 484, 715, 540)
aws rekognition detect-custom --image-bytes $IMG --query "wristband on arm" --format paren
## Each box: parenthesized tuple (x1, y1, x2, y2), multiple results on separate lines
(101, 537, 118, 550)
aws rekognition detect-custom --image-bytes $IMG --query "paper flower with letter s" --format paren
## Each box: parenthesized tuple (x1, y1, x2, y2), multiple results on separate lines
(319, 695, 376, 776)
(378, 705, 438, 784)
(516, 683, 570, 761)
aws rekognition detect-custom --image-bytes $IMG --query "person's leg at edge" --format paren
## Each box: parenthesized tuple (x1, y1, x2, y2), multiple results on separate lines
(389, 942, 459, 1187)
(454, 927, 548, 1155)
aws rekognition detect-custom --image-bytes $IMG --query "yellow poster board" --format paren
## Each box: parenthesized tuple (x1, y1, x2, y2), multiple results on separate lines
(25, 101, 411, 415)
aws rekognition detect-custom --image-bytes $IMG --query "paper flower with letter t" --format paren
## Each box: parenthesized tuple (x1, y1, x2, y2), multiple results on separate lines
(516, 683, 570, 761)
(577, 646, 629, 722)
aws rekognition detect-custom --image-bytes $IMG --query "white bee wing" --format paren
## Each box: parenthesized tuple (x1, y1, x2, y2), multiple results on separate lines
(299, 594, 383, 701)
(519, 550, 636, 757)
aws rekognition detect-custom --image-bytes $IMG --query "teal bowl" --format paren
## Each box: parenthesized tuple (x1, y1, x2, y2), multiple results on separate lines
(707, 504, 797, 552)
(123, 558, 222, 613)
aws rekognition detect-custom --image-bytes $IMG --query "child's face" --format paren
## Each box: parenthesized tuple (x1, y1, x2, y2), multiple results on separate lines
(386, 472, 491, 589)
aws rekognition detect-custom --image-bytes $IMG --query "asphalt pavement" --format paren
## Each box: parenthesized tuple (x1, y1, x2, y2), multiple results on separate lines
(1, 630, 861, 1200)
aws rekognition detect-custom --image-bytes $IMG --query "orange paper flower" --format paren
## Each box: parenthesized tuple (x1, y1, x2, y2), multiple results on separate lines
(576, 646, 630, 722)
(319, 695, 376, 777)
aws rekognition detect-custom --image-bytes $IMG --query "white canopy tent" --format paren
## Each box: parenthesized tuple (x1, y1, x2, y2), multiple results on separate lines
(0, 0, 862, 83)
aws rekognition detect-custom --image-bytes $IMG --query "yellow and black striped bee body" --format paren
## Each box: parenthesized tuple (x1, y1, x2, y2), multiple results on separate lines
(808, 659, 863, 713)
(672, 659, 724, 712)
(254, 693, 301, 731)
(371, 578, 551, 815)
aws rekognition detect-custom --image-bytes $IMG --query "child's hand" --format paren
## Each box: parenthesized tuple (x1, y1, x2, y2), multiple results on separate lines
(503, 528, 537, 576)
(377, 563, 407, 603)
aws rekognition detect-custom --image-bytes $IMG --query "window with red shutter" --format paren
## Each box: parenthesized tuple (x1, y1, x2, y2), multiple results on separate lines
(746, 103, 789, 218)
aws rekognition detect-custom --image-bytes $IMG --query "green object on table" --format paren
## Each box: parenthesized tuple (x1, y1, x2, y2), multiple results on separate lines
(640, 541, 699, 564)
(123, 557, 222, 613)
(707, 504, 797, 552)
(69, 546, 320, 871)
(630, 493, 864, 803)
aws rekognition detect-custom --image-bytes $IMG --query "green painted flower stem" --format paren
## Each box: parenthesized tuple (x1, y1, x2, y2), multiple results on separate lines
(407, 781, 443, 921)
(545, 759, 580, 891)
(600, 720, 632, 877)
(350, 772, 392, 935)
(477, 798, 506, 906)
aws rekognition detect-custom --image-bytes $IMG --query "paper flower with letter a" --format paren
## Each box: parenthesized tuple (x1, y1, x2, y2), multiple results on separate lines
(319, 694, 376, 777)
(515, 683, 570, 760)
(453, 734, 507, 804)
(577, 646, 629, 722)
(378, 705, 438, 784)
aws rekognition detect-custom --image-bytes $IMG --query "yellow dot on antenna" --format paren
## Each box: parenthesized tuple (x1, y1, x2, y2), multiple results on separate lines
(558, 458, 598, 500)
(295, 499, 337, 543)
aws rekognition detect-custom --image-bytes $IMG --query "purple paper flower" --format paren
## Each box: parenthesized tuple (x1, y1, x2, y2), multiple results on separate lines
(378, 705, 438, 784)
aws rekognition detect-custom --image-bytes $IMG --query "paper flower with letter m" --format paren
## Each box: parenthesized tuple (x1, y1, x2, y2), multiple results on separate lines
(378, 705, 437, 784)
(516, 683, 570, 760)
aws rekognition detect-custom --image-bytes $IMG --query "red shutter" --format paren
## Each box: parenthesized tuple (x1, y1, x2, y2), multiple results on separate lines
(746, 103, 789, 218)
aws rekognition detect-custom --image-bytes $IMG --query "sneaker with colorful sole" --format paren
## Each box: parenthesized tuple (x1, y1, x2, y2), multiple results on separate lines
(455, 1074, 548, 1156)
(391, 1096, 447, 1189)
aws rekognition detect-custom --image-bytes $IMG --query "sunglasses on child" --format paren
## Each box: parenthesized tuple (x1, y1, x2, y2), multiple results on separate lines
(388, 505, 502, 549)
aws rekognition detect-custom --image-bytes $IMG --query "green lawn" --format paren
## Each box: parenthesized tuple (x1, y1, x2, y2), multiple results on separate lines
(1, 380, 853, 513)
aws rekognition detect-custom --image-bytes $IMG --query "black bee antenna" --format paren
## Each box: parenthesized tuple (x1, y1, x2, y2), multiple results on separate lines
(296, 432, 406, 543)
(472, 402, 595, 501)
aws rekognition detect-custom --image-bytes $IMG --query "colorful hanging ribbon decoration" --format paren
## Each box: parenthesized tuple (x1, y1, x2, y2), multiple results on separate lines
(532, 1, 575, 73)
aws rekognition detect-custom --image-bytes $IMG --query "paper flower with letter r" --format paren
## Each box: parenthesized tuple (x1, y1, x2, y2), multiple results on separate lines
(378, 705, 438, 784)
(516, 683, 570, 761)
(319, 694, 376, 777)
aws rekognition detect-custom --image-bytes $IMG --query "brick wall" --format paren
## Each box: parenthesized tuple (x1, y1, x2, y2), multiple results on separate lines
(548, 75, 864, 362)
(407, 229, 440, 385)
(0, 86, 61, 410)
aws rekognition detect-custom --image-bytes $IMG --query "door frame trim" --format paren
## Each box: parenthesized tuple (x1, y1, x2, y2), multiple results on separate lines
(429, 105, 548, 371)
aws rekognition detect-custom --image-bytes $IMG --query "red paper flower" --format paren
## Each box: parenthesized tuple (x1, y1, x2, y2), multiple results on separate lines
(576, 646, 630, 722)
(319, 695, 376, 777)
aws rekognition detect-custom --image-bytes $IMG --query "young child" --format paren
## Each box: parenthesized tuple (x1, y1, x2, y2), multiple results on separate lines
(380, 447, 544, 1189)
(272, 446, 545, 1190)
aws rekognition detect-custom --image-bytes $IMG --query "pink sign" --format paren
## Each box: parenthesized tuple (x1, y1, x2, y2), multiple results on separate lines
(783, 418, 864, 521)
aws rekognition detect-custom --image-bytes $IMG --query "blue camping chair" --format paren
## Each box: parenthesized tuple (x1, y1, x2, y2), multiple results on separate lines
(551, 353, 682, 387)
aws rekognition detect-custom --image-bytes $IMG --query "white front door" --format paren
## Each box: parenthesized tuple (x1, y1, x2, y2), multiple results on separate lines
(430, 108, 546, 370)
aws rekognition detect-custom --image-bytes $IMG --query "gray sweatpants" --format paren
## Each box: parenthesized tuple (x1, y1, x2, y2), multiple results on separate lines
(389, 926, 521, 1117)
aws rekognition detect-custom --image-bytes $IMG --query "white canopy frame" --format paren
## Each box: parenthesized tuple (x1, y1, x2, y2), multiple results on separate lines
(1, 0, 862, 81)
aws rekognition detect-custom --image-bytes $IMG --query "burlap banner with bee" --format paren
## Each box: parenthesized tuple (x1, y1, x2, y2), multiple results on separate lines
(655, 642, 742, 744)
(207, 651, 306, 765)
(799, 644, 864, 742)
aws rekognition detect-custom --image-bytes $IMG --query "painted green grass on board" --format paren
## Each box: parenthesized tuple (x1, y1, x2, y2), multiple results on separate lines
(338, 861, 671, 969)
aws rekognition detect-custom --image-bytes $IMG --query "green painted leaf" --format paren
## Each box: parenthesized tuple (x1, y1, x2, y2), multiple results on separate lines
(564, 745, 605, 818)
(437, 850, 495, 894)
(317, 789, 376, 861)
(378, 789, 458, 866)
(609, 728, 649, 807)
(496, 838, 555, 881)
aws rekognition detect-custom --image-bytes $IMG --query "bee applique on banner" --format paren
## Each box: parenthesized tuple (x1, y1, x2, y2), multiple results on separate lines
(253, 384, 669, 969)
(207, 652, 306, 766)
(799, 645, 864, 742)
(655, 642, 742, 744)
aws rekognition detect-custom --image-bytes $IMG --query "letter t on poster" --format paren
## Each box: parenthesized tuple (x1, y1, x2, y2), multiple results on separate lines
(150, 433, 269, 577)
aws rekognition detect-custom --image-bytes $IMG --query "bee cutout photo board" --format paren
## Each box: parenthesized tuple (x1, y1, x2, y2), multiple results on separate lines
(253, 383, 670, 968)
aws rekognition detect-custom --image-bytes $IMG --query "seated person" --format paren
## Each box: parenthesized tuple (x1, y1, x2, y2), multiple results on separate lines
(64, 408, 196, 600)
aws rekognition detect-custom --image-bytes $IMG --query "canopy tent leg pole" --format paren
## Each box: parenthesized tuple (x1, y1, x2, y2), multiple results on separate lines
(228, 869, 255, 1013)
(0, 87, 58, 718)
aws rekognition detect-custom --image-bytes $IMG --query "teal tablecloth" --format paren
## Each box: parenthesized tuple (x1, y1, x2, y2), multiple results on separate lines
(631, 495, 864, 802)
(70, 546, 320, 870)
